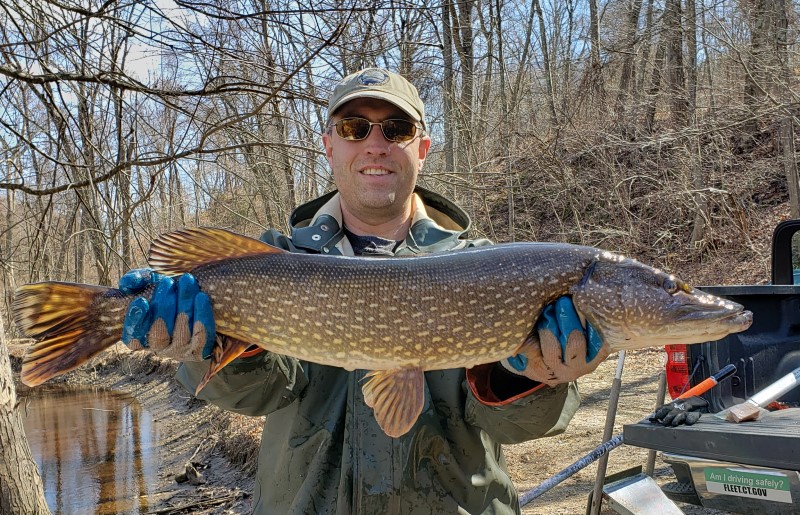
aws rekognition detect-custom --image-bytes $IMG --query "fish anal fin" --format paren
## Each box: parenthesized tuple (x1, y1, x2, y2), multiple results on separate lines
(362, 367, 425, 438)
(149, 227, 285, 276)
(195, 337, 252, 395)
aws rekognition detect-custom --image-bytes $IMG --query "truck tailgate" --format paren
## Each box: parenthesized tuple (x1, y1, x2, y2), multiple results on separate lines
(623, 408, 800, 470)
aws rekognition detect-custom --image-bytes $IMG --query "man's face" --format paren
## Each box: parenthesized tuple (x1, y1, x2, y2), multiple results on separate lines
(323, 98, 431, 224)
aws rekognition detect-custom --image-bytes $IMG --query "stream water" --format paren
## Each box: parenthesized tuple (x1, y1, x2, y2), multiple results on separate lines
(21, 386, 160, 514)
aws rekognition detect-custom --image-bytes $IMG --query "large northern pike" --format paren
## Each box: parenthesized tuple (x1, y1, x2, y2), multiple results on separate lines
(13, 227, 752, 437)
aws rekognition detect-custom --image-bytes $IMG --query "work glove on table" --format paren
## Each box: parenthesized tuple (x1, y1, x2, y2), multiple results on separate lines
(501, 296, 610, 386)
(649, 396, 709, 426)
(119, 269, 216, 361)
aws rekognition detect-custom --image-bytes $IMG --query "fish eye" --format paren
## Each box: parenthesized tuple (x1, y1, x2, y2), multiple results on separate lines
(663, 277, 693, 294)
(663, 277, 679, 294)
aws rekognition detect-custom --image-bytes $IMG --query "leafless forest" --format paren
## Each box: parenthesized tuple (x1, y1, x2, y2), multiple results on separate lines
(1, 0, 798, 326)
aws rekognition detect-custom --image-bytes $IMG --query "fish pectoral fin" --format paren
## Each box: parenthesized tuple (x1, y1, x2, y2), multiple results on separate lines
(361, 367, 425, 438)
(195, 337, 253, 395)
(149, 227, 286, 275)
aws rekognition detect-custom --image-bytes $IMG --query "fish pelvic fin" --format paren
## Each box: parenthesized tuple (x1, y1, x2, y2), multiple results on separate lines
(194, 337, 251, 395)
(13, 282, 126, 387)
(148, 226, 285, 276)
(362, 366, 425, 438)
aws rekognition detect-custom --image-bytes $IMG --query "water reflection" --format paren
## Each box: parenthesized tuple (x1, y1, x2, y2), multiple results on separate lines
(21, 386, 160, 515)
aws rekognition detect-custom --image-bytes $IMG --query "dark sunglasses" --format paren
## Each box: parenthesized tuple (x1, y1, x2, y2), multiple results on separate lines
(331, 117, 423, 143)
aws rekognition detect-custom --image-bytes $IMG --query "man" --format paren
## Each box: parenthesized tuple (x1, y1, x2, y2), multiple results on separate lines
(120, 68, 608, 514)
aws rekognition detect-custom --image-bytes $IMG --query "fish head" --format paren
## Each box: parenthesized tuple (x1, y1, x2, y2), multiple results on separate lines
(569, 254, 753, 351)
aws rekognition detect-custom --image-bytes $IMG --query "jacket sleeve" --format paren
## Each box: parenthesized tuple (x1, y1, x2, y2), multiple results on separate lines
(463, 363, 580, 444)
(175, 351, 308, 417)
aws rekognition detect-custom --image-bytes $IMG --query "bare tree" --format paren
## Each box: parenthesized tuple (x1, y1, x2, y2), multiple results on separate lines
(0, 319, 50, 514)
(533, 0, 559, 127)
(664, 0, 688, 126)
(774, 0, 799, 217)
(449, 0, 478, 178)
(587, 0, 606, 98)
(615, 0, 644, 122)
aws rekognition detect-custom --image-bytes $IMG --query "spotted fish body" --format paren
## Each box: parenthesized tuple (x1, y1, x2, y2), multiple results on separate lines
(13, 227, 753, 437)
(193, 245, 590, 371)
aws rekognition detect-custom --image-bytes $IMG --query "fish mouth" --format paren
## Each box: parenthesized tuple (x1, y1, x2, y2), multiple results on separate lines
(599, 306, 754, 350)
(675, 303, 752, 328)
(661, 308, 753, 344)
(721, 309, 753, 329)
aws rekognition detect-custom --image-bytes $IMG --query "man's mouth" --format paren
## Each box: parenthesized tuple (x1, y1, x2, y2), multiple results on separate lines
(360, 168, 391, 176)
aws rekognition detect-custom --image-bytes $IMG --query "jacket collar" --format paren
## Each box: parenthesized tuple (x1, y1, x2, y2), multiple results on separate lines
(288, 186, 472, 255)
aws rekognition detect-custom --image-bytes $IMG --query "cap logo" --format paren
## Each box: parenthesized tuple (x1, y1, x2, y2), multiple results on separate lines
(357, 69, 389, 86)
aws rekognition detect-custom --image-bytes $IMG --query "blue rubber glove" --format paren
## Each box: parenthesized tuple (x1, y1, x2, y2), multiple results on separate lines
(119, 269, 216, 361)
(503, 296, 609, 385)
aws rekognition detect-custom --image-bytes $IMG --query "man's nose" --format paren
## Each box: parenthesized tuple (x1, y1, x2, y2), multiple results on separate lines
(363, 123, 391, 153)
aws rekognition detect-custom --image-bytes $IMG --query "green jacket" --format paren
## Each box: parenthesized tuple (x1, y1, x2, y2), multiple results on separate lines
(176, 187, 581, 514)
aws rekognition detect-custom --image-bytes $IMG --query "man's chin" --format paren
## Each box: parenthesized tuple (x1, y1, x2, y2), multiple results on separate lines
(359, 194, 397, 210)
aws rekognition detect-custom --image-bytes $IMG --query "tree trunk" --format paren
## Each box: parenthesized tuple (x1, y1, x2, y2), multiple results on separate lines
(509, 0, 537, 124)
(441, 0, 456, 177)
(776, 0, 798, 218)
(782, 119, 799, 218)
(0, 325, 50, 514)
(452, 0, 476, 177)
(477, 2, 494, 140)
(533, 0, 558, 127)
(494, 0, 508, 140)
(743, 0, 781, 138)
(688, 139, 707, 249)
(635, 0, 656, 101)
(588, 0, 606, 98)
(685, 0, 697, 114)
(560, 0, 576, 119)
(699, 0, 717, 112)
(644, 42, 666, 133)
(684, 0, 704, 248)
(616, 0, 644, 119)
(665, 0, 688, 127)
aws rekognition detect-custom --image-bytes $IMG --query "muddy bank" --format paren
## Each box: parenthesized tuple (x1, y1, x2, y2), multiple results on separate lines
(10, 343, 259, 514)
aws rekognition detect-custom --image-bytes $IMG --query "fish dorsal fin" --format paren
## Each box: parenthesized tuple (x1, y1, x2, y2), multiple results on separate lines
(148, 227, 284, 275)
(362, 367, 425, 438)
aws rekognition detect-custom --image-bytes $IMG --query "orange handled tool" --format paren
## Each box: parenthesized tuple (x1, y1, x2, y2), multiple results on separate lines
(677, 363, 737, 399)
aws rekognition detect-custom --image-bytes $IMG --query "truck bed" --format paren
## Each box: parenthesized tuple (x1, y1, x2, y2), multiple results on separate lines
(676, 285, 800, 411)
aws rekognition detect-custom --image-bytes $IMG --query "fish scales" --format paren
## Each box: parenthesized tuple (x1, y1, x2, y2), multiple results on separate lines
(191, 243, 595, 371)
(12, 226, 753, 437)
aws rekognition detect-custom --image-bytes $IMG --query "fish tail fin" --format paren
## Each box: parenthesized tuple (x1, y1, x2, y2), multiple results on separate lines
(149, 226, 285, 275)
(13, 282, 128, 386)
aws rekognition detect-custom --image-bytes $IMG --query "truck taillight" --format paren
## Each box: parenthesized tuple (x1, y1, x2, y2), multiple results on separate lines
(665, 344, 690, 400)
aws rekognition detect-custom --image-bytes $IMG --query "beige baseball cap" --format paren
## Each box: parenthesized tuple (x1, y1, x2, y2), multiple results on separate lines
(327, 68, 426, 128)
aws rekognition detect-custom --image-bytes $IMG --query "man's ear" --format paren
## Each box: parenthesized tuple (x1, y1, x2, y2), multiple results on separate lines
(322, 131, 334, 163)
(418, 134, 432, 167)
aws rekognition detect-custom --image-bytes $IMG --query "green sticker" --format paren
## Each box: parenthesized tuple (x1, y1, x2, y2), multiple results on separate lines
(704, 468, 792, 503)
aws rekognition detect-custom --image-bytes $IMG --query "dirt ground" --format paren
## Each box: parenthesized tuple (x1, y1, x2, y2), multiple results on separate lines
(509, 349, 728, 515)
(8, 343, 728, 515)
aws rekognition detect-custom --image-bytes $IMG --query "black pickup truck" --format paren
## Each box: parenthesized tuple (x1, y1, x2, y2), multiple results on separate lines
(623, 220, 800, 514)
